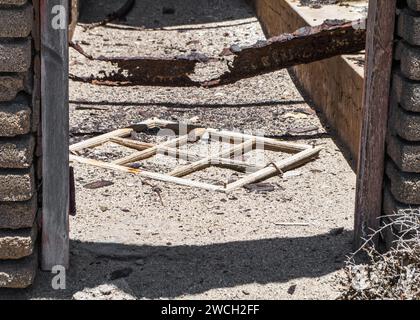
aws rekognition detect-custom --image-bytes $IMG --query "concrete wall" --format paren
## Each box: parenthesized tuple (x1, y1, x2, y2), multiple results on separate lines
(250, 0, 365, 161)
(0, 0, 39, 288)
(250, 0, 419, 246)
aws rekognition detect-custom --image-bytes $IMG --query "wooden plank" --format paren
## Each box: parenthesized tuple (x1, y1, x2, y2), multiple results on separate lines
(70, 128, 133, 153)
(70, 155, 141, 174)
(354, 0, 397, 249)
(70, 155, 224, 192)
(225, 147, 322, 192)
(111, 137, 264, 172)
(41, 0, 70, 270)
(206, 129, 310, 153)
(169, 139, 256, 177)
(129, 118, 205, 137)
(213, 158, 263, 173)
(110, 137, 154, 150)
(113, 135, 189, 165)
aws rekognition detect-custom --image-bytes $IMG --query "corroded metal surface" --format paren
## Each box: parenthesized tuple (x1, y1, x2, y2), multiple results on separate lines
(70, 19, 366, 87)
(205, 19, 367, 87)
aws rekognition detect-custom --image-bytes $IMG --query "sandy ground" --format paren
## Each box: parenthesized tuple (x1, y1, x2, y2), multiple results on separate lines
(1, 0, 357, 300)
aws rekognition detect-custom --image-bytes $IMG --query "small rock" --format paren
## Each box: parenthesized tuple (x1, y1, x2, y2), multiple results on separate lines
(98, 284, 113, 296)
(329, 227, 345, 236)
(109, 267, 133, 280)
(84, 180, 114, 190)
(99, 205, 109, 212)
(288, 284, 297, 295)
(188, 116, 200, 123)
(135, 259, 145, 266)
(244, 183, 275, 193)
(162, 7, 175, 14)
(283, 170, 302, 179)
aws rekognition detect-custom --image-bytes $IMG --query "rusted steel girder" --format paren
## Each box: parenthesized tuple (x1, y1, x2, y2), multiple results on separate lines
(70, 19, 366, 87)
(205, 19, 366, 87)
(70, 42, 211, 86)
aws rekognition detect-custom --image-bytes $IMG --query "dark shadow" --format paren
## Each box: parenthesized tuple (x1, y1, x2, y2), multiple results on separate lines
(69, 99, 306, 109)
(78, 0, 256, 29)
(0, 230, 352, 299)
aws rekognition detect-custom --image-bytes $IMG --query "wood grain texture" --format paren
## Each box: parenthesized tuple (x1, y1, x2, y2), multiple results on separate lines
(70, 128, 133, 153)
(69, 155, 225, 192)
(354, 0, 397, 249)
(225, 147, 322, 192)
(113, 135, 189, 165)
(169, 139, 256, 177)
(41, 0, 70, 270)
(206, 129, 310, 152)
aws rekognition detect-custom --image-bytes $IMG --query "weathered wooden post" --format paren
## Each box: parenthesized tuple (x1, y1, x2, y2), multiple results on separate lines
(40, 0, 69, 270)
(354, 0, 397, 249)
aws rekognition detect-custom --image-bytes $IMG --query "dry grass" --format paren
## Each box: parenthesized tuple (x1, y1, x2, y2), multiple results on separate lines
(341, 209, 420, 300)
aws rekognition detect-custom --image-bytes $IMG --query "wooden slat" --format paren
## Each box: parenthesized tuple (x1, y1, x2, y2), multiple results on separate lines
(41, 0, 70, 270)
(213, 158, 263, 173)
(354, 0, 397, 249)
(70, 128, 133, 153)
(225, 147, 322, 192)
(110, 137, 154, 150)
(70, 155, 224, 192)
(169, 139, 256, 177)
(70, 155, 141, 174)
(111, 137, 263, 172)
(113, 135, 189, 165)
(206, 129, 310, 153)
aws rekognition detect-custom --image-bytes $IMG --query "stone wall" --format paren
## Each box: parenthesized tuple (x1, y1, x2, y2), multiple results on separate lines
(0, 0, 39, 288)
(382, 0, 420, 246)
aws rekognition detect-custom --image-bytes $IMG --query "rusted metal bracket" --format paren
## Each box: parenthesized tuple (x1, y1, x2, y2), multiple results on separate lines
(70, 19, 366, 88)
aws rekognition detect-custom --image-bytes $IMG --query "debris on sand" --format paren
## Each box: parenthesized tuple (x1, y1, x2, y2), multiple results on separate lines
(341, 210, 420, 300)
(69, 119, 321, 192)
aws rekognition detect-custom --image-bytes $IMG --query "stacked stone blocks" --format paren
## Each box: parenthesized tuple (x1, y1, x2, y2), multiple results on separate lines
(0, 0, 38, 288)
(383, 0, 420, 246)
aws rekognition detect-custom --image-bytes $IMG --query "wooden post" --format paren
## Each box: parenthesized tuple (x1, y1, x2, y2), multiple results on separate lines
(41, 0, 70, 270)
(354, 0, 397, 249)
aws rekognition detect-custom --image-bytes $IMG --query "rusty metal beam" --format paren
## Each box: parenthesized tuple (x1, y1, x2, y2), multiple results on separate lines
(70, 18, 366, 88)
(205, 19, 366, 87)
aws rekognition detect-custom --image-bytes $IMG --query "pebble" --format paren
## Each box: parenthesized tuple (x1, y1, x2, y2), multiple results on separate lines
(135, 259, 145, 266)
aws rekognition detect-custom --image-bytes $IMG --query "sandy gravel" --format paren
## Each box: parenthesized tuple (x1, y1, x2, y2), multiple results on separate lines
(1, 0, 356, 300)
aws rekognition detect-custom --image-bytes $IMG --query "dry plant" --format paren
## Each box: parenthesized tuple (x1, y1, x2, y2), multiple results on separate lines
(341, 208, 420, 300)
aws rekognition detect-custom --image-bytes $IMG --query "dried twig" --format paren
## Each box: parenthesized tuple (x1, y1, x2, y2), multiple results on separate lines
(341, 209, 420, 300)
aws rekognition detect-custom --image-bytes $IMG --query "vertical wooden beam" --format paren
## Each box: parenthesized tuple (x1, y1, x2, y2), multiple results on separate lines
(40, 0, 69, 270)
(354, 0, 397, 249)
